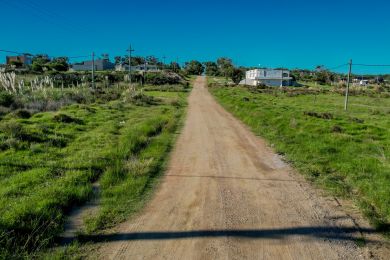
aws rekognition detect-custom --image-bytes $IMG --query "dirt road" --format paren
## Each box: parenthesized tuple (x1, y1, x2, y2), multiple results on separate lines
(94, 77, 384, 259)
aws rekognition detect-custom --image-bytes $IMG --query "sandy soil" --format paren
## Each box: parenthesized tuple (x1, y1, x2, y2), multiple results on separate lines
(93, 77, 388, 259)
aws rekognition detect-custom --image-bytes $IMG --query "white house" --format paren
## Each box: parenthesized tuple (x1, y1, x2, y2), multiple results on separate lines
(240, 69, 293, 87)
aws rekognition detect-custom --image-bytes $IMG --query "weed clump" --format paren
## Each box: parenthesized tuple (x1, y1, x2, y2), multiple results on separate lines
(331, 125, 343, 133)
(123, 91, 158, 106)
(351, 117, 364, 124)
(303, 111, 333, 119)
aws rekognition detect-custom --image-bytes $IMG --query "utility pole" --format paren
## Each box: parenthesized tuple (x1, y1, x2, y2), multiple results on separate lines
(127, 44, 134, 85)
(344, 59, 353, 111)
(162, 55, 166, 70)
(91, 52, 95, 89)
(280, 69, 284, 88)
(143, 59, 147, 85)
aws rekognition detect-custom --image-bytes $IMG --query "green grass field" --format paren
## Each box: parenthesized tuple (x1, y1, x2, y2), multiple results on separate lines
(209, 82, 390, 234)
(0, 86, 188, 258)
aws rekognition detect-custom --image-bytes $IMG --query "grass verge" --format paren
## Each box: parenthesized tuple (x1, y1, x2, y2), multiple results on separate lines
(0, 88, 188, 258)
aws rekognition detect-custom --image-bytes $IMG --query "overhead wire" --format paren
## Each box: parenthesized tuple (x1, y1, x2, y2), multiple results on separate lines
(353, 63, 390, 67)
(327, 63, 348, 71)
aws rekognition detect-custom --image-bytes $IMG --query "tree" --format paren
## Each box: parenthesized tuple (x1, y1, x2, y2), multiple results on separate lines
(122, 56, 145, 66)
(231, 68, 245, 84)
(203, 61, 219, 76)
(145, 56, 159, 65)
(31, 54, 51, 72)
(184, 60, 204, 75)
(168, 62, 181, 72)
(114, 56, 122, 65)
(217, 57, 234, 78)
(314, 69, 334, 85)
(132, 56, 145, 66)
(315, 65, 325, 72)
(48, 57, 69, 71)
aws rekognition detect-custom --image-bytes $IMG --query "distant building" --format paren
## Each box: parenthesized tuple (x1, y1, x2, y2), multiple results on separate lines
(115, 64, 159, 72)
(6, 54, 32, 66)
(240, 69, 293, 86)
(353, 78, 369, 86)
(71, 58, 115, 71)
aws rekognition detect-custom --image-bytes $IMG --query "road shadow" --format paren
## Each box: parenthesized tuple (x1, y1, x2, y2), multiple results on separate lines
(75, 226, 380, 245)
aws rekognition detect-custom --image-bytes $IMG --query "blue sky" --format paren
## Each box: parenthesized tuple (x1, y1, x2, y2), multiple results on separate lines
(1, 0, 389, 74)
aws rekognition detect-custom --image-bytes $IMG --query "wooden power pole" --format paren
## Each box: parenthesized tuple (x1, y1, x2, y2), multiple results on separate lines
(127, 44, 134, 85)
(344, 59, 352, 111)
(91, 52, 95, 89)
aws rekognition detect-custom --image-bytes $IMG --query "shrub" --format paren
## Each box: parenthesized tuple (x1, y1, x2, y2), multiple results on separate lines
(0, 137, 22, 150)
(14, 109, 32, 119)
(144, 72, 183, 85)
(0, 92, 15, 107)
(129, 93, 157, 106)
(122, 90, 158, 106)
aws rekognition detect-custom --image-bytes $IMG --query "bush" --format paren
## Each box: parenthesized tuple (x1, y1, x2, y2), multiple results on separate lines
(144, 72, 183, 85)
(0, 92, 15, 107)
(14, 109, 32, 119)
(0, 137, 22, 150)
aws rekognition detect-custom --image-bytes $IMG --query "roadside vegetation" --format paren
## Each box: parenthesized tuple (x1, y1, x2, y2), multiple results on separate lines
(209, 78, 390, 235)
(0, 71, 189, 258)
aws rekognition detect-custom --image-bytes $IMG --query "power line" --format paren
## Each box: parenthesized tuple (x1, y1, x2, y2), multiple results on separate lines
(0, 49, 94, 66)
(1, 49, 91, 59)
(0, 49, 27, 55)
(353, 63, 390, 67)
(68, 55, 92, 60)
(327, 63, 348, 71)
